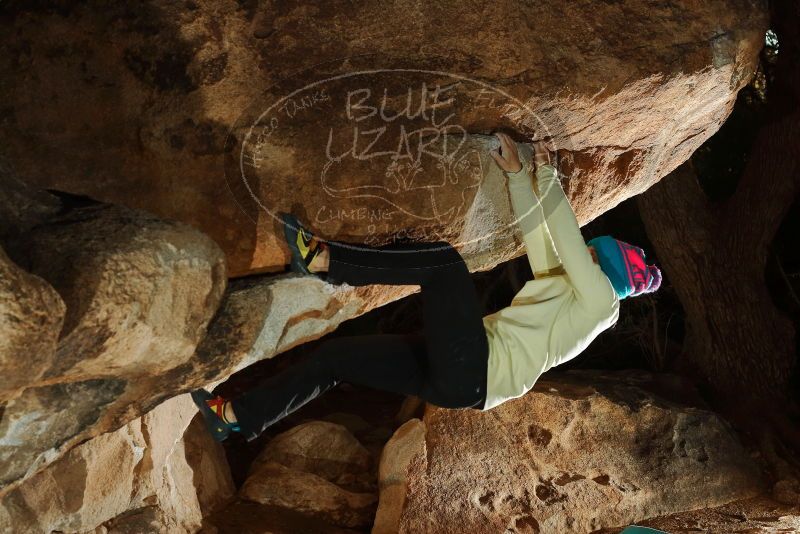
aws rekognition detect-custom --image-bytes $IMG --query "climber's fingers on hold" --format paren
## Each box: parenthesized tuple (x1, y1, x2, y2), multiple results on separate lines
(489, 142, 511, 167)
(489, 147, 506, 168)
(532, 140, 552, 167)
(497, 132, 517, 157)
(492, 133, 521, 173)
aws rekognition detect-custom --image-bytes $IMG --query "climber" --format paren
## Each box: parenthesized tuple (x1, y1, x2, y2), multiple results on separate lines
(191, 132, 662, 442)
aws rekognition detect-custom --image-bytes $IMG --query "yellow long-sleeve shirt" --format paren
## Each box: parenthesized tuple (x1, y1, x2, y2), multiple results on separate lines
(480, 144, 620, 411)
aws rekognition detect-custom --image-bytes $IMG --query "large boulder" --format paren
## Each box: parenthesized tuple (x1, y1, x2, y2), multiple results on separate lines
(0, 0, 767, 276)
(193, 272, 417, 388)
(248, 421, 372, 489)
(0, 167, 413, 495)
(240, 462, 378, 529)
(0, 197, 227, 493)
(374, 370, 765, 534)
(0, 246, 65, 402)
(236, 421, 378, 529)
(20, 202, 227, 382)
(373, 419, 426, 534)
(0, 394, 235, 533)
(0, 160, 65, 402)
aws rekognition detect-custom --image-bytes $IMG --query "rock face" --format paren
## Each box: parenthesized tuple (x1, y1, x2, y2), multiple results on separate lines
(0, 159, 65, 402)
(241, 462, 378, 529)
(20, 202, 227, 383)
(206, 501, 361, 534)
(0, 0, 767, 276)
(237, 421, 378, 529)
(373, 419, 426, 534)
(0, 0, 771, 528)
(194, 272, 417, 388)
(248, 421, 372, 487)
(374, 370, 765, 534)
(0, 186, 227, 493)
(0, 394, 235, 533)
(0, 157, 61, 239)
(0, 165, 412, 495)
(0, 246, 65, 402)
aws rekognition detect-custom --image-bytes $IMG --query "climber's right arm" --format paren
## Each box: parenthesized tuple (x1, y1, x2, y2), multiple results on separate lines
(532, 157, 617, 314)
(491, 133, 561, 277)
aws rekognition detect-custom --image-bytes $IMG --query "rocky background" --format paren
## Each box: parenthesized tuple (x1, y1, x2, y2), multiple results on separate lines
(2, 0, 796, 533)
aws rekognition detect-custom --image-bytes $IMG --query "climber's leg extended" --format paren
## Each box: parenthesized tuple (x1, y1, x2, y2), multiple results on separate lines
(201, 234, 488, 441)
(324, 238, 468, 286)
(280, 212, 465, 283)
(230, 333, 429, 440)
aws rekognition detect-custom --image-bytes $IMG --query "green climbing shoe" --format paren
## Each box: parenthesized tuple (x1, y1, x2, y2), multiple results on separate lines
(191, 389, 240, 442)
(280, 212, 323, 276)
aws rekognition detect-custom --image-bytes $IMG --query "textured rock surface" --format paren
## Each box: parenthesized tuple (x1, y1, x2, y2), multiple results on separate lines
(195, 273, 416, 388)
(0, 0, 767, 276)
(375, 370, 765, 534)
(0, 246, 65, 402)
(241, 461, 378, 529)
(21, 202, 227, 382)
(182, 415, 238, 521)
(248, 421, 372, 488)
(0, 157, 60, 241)
(238, 421, 377, 529)
(0, 394, 235, 533)
(373, 419, 426, 534)
(0, 160, 65, 402)
(0, 196, 227, 492)
(0, 170, 412, 495)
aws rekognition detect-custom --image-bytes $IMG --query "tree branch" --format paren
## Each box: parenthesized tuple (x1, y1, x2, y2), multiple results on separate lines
(722, 0, 800, 256)
(638, 161, 717, 256)
(721, 109, 800, 257)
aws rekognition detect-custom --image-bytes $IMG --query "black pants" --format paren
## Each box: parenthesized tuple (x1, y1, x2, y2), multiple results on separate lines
(231, 239, 489, 441)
